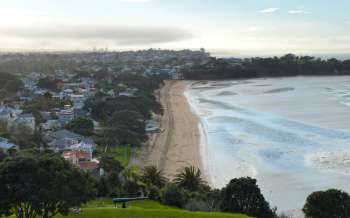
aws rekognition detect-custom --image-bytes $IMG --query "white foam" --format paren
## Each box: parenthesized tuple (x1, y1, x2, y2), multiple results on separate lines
(184, 76, 350, 216)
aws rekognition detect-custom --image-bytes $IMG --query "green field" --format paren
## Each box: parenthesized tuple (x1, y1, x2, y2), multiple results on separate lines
(55, 200, 252, 218)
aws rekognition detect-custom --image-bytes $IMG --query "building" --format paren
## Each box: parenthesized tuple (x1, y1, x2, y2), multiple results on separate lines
(0, 137, 19, 151)
(63, 150, 92, 165)
(14, 113, 36, 131)
(58, 109, 75, 125)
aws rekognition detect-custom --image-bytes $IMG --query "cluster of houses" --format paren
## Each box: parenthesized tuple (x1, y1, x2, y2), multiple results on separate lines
(0, 49, 211, 175)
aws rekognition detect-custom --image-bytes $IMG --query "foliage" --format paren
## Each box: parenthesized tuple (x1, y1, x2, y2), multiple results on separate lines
(0, 149, 6, 162)
(97, 155, 124, 197)
(37, 78, 61, 91)
(220, 177, 274, 218)
(183, 54, 350, 80)
(161, 184, 186, 208)
(99, 155, 124, 173)
(0, 152, 96, 218)
(174, 166, 207, 192)
(141, 166, 168, 189)
(303, 189, 350, 218)
(66, 117, 94, 136)
(84, 74, 163, 146)
(185, 189, 222, 212)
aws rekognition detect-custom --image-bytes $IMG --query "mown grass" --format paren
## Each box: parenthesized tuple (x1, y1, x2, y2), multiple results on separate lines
(4, 200, 252, 218)
(56, 208, 252, 218)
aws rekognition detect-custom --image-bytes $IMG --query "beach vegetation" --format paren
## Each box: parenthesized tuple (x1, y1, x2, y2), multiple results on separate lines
(174, 166, 208, 192)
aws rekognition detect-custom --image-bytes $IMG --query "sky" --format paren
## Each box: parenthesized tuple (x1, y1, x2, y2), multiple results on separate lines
(1, 0, 350, 57)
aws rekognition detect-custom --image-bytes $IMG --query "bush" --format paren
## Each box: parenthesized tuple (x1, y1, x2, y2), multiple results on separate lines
(185, 198, 209, 211)
(303, 189, 350, 218)
(161, 184, 186, 208)
(220, 177, 274, 218)
(147, 185, 161, 201)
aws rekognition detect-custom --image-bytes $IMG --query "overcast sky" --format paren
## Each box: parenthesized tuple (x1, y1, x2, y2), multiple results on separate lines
(1, 0, 350, 56)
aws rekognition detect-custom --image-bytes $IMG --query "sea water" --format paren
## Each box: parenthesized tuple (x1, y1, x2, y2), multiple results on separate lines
(185, 76, 350, 216)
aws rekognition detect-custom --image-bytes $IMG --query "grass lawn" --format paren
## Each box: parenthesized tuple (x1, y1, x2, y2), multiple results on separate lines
(56, 199, 252, 218)
(102, 145, 132, 167)
(56, 208, 252, 218)
(4, 200, 252, 218)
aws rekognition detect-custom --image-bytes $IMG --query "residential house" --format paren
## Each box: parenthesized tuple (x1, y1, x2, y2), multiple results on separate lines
(13, 113, 36, 131)
(46, 129, 84, 151)
(41, 119, 61, 131)
(0, 137, 19, 151)
(58, 108, 75, 125)
(63, 150, 101, 176)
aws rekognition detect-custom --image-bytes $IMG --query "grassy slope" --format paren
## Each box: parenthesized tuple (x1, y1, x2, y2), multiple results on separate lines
(56, 200, 252, 218)
(57, 208, 252, 218)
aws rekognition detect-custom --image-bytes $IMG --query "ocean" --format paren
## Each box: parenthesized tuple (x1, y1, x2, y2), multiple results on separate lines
(185, 76, 350, 216)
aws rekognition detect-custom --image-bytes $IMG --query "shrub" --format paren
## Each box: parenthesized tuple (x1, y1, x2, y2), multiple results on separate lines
(161, 184, 185, 208)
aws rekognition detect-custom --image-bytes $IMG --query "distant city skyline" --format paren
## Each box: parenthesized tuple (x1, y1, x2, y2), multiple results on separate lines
(1, 0, 350, 57)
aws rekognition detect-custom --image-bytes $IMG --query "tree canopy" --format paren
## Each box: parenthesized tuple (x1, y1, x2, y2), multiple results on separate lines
(66, 117, 94, 136)
(220, 177, 274, 218)
(303, 189, 350, 218)
(0, 152, 96, 218)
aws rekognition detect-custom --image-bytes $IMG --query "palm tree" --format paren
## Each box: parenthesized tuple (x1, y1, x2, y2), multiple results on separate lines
(174, 166, 207, 192)
(140, 166, 168, 189)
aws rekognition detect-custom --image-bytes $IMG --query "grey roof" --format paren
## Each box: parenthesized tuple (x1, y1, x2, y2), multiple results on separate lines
(49, 129, 83, 141)
(0, 142, 18, 150)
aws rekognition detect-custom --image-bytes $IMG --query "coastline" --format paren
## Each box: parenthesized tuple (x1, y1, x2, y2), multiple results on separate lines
(142, 80, 206, 181)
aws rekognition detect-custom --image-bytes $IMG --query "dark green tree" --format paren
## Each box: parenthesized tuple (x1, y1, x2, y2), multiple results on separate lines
(303, 189, 350, 218)
(220, 177, 274, 218)
(174, 166, 207, 192)
(0, 153, 96, 218)
(66, 117, 94, 136)
(161, 184, 185, 208)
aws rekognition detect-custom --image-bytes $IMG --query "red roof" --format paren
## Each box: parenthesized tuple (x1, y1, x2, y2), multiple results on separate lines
(78, 161, 99, 171)
(63, 150, 91, 159)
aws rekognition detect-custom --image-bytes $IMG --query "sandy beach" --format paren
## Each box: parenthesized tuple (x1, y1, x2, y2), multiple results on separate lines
(142, 80, 204, 180)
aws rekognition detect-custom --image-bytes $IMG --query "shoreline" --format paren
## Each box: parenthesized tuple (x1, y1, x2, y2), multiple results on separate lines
(142, 80, 206, 181)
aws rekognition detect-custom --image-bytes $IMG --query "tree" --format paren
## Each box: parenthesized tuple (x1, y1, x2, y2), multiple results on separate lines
(303, 189, 350, 218)
(0, 153, 96, 218)
(99, 155, 124, 173)
(174, 166, 207, 192)
(37, 78, 59, 91)
(220, 177, 274, 218)
(140, 166, 168, 189)
(161, 184, 186, 208)
(66, 117, 94, 136)
(0, 149, 7, 162)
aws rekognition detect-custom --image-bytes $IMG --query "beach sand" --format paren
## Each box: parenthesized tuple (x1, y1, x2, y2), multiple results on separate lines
(141, 80, 204, 180)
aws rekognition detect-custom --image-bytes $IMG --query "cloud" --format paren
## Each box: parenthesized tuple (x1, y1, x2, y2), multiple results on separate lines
(260, 8, 279, 13)
(288, 10, 309, 14)
(0, 25, 194, 46)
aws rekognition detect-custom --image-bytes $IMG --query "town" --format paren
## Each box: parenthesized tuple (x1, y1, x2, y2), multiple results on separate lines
(0, 49, 210, 175)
